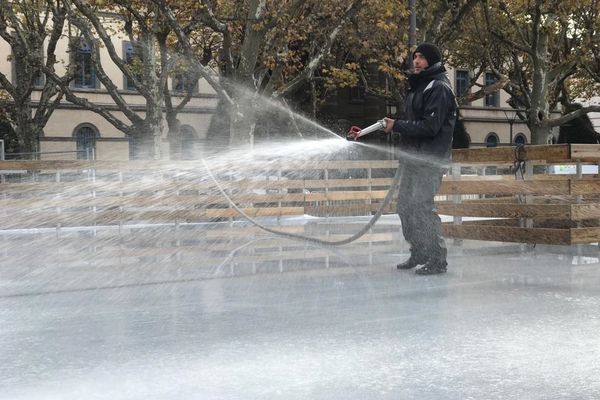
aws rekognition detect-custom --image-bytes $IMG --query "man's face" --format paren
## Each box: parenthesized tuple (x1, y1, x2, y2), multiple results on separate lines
(413, 52, 429, 74)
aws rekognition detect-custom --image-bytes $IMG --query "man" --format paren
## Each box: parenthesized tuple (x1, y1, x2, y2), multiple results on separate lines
(383, 42, 456, 275)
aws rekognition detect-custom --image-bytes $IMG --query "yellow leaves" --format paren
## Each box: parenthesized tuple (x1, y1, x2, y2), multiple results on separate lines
(377, 64, 404, 81)
(565, 73, 600, 100)
(263, 56, 276, 71)
(322, 64, 360, 90)
(252, 21, 266, 32)
(375, 20, 396, 32)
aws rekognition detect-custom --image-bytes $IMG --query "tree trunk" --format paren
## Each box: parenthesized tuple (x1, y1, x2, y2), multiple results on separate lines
(14, 103, 38, 155)
(527, 120, 552, 144)
(229, 106, 255, 147)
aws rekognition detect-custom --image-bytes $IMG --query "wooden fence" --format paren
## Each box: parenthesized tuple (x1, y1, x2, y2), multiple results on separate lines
(441, 143, 600, 245)
(1, 144, 599, 245)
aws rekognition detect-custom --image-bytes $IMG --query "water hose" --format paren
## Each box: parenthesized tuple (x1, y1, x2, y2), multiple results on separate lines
(201, 157, 402, 246)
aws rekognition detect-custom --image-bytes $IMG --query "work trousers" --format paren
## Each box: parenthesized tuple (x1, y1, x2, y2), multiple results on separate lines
(396, 161, 447, 261)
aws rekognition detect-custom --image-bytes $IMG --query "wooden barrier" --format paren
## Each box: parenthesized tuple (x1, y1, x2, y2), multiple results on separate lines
(1, 144, 599, 245)
(0, 158, 398, 229)
(440, 144, 600, 245)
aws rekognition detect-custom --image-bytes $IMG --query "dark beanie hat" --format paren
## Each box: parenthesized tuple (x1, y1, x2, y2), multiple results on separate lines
(414, 42, 442, 65)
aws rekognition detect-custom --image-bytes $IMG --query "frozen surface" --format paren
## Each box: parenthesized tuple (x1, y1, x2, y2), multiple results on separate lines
(1, 215, 600, 400)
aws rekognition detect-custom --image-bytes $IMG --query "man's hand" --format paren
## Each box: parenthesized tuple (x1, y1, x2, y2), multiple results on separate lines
(347, 126, 362, 140)
(383, 117, 395, 134)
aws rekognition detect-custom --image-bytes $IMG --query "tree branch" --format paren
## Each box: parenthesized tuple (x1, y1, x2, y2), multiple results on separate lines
(546, 105, 600, 128)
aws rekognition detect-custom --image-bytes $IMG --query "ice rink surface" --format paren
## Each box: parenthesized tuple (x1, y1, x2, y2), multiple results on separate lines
(1, 215, 600, 400)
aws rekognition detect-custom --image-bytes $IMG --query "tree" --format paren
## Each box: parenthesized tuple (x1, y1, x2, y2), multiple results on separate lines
(154, 0, 370, 147)
(449, 0, 600, 144)
(42, 0, 206, 159)
(0, 0, 66, 154)
(312, 0, 482, 125)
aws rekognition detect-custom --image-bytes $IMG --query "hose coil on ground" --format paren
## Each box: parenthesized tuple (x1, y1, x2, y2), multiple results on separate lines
(202, 159, 402, 246)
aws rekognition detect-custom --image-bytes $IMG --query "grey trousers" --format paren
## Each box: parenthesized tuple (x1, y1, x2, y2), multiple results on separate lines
(396, 161, 447, 260)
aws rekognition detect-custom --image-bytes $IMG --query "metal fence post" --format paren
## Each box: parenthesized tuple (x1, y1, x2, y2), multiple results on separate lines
(0, 140, 5, 184)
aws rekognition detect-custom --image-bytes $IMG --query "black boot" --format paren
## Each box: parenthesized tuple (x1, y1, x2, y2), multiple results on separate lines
(415, 247, 447, 275)
(396, 252, 428, 270)
(415, 259, 447, 275)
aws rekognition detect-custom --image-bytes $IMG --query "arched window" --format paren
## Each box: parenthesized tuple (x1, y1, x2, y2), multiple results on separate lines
(485, 132, 499, 147)
(180, 125, 197, 160)
(514, 133, 527, 145)
(73, 124, 99, 159)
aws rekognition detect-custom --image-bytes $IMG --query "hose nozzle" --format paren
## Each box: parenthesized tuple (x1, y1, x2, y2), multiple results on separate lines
(347, 119, 387, 140)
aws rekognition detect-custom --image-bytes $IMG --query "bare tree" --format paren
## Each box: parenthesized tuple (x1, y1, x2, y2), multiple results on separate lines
(473, 0, 600, 144)
(0, 0, 67, 154)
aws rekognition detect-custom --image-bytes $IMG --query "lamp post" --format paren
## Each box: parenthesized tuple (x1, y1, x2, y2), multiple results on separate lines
(503, 109, 519, 145)
(408, 0, 416, 69)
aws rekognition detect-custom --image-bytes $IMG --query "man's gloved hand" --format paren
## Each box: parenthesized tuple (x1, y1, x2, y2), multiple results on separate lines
(383, 117, 395, 134)
(346, 126, 362, 141)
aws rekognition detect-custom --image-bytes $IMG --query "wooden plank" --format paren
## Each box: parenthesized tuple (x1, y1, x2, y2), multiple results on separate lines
(0, 179, 218, 194)
(569, 144, 600, 161)
(451, 147, 515, 163)
(0, 158, 400, 174)
(0, 191, 309, 209)
(303, 178, 393, 189)
(205, 207, 304, 218)
(305, 203, 396, 217)
(436, 203, 570, 219)
(442, 224, 570, 245)
(439, 179, 569, 195)
(0, 160, 93, 171)
(570, 179, 600, 195)
(2, 147, 598, 174)
(571, 204, 600, 220)
(570, 227, 600, 244)
(525, 144, 572, 162)
(451, 144, 570, 164)
(305, 190, 388, 202)
(0, 209, 225, 229)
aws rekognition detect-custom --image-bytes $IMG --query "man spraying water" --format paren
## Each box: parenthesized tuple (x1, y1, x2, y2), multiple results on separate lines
(348, 42, 456, 275)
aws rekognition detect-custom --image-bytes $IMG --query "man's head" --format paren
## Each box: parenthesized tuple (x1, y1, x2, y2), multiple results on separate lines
(413, 42, 442, 74)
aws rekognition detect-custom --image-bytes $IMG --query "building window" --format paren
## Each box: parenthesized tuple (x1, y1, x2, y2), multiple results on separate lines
(455, 70, 470, 105)
(485, 132, 499, 147)
(485, 72, 500, 107)
(514, 133, 527, 145)
(73, 39, 96, 89)
(74, 125, 99, 159)
(124, 41, 141, 91)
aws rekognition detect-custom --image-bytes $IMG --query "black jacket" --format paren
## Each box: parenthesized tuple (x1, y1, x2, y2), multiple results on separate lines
(393, 63, 457, 163)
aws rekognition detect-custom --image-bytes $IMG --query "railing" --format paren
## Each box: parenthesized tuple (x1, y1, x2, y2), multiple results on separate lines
(1, 144, 599, 245)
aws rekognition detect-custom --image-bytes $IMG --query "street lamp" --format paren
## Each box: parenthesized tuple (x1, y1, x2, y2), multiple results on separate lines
(502, 109, 520, 145)
(408, 0, 416, 69)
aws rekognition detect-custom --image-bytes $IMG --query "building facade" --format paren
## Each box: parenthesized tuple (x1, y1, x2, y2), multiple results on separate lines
(0, 22, 219, 161)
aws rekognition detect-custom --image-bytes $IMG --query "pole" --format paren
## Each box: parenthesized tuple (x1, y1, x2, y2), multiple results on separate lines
(409, 0, 416, 69)
(503, 109, 518, 145)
